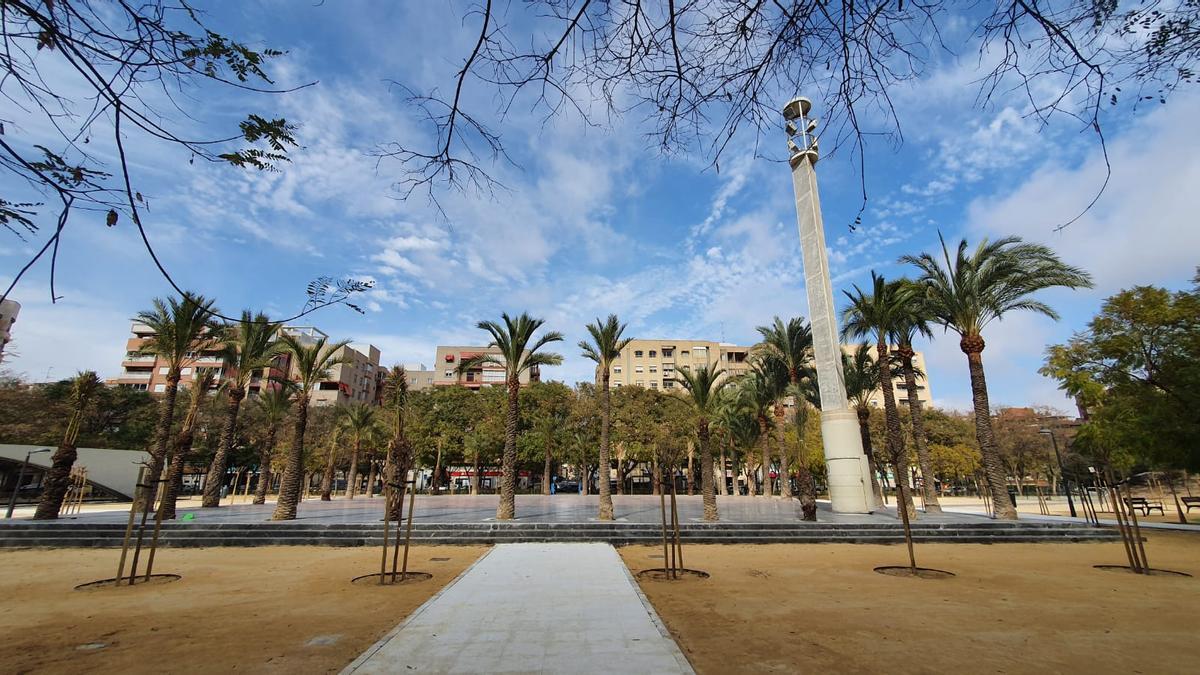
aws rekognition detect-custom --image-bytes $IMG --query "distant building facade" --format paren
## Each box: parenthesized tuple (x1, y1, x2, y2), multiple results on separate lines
(405, 364, 436, 391)
(848, 344, 934, 408)
(432, 346, 543, 388)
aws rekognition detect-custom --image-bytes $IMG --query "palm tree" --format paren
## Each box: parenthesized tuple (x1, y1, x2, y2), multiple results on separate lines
(251, 387, 293, 504)
(842, 344, 885, 504)
(336, 402, 377, 500)
(271, 333, 350, 520)
(202, 311, 280, 508)
(33, 371, 102, 520)
(901, 235, 1093, 519)
(673, 361, 726, 521)
(578, 314, 633, 520)
(843, 272, 917, 519)
(380, 366, 412, 516)
(738, 361, 782, 497)
(162, 369, 216, 519)
(754, 316, 818, 520)
(135, 293, 219, 511)
(891, 286, 941, 512)
(459, 312, 563, 520)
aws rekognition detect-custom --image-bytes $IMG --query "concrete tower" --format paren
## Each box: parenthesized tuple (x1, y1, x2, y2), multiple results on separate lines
(783, 97, 875, 513)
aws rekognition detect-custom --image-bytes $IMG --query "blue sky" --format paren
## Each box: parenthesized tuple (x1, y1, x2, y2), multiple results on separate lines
(3, 2, 1198, 412)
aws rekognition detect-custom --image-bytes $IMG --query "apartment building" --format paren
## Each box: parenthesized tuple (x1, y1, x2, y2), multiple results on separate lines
(432, 346, 543, 388)
(609, 339, 753, 391)
(608, 338, 932, 406)
(108, 323, 383, 406)
(405, 364, 436, 391)
(849, 344, 933, 408)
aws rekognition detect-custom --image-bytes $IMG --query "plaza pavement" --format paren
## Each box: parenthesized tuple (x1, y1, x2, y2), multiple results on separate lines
(343, 542, 694, 674)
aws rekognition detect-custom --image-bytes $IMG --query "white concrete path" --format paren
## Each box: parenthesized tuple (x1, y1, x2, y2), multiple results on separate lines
(344, 543, 693, 674)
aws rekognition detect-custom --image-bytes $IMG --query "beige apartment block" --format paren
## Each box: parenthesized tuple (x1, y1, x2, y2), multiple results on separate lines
(609, 339, 753, 392)
(608, 338, 932, 406)
(405, 364, 436, 391)
(108, 323, 383, 406)
(432, 346, 542, 388)
(846, 344, 933, 408)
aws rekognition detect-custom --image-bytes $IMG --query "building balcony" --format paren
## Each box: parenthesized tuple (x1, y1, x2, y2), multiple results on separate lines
(118, 371, 152, 381)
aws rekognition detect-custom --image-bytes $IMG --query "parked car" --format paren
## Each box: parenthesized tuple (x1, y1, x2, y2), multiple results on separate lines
(554, 480, 580, 494)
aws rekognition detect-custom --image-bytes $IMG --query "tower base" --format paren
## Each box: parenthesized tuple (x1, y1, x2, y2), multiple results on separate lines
(820, 409, 874, 514)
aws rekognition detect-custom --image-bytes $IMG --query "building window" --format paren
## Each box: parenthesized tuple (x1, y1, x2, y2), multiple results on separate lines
(662, 348, 674, 358)
(634, 350, 643, 358)
(664, 380, 675, 389)
(153, 384, 166, 393)
(444, 370, 453, 378)
(181, 367, 192, 375)
(613, 366, 622, 373)
(650, 381, 658, 389)
(680, 350, 689, 357)
(649, 350, 657, 358)
(613, 381, 622, 388)
(158, 367, 168, 375)
(649, 365, 657, 373)
(635, 380, 644, 387)
(694, 346, 707, 356)
(635, 366, 644, 373)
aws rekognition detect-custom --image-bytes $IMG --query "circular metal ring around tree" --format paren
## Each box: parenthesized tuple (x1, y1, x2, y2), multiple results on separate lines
(351, 572, 433, 586)
(635, 568, 710, 581)
(1092, 564, 1191, 578)
(873, 566, 956, 579)
(74, 574, 182, 590)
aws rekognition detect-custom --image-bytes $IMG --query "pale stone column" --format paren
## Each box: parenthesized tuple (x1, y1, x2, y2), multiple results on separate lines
(783, 97, 874, 513)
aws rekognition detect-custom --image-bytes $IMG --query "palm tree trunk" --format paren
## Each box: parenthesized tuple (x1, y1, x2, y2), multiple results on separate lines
(856, 407, 884, 505)
(686, 442, 695, 496)
(901, 352, 941, 513)
(878, 341, 915, 520)
(542, 444, 552, 495)
(253, 424, 277, 505)
(366, 459, 377, 498)
(145, 374, 181, 513)
(271, 395, 309, 520)
(652, 453, 661, 496)
(430, 439, 443, 495)
(347, 440, 361, 499)
(775, 404, 792, 499)
(162, 430, 193, 519)
(598, 373, 614, 520)
(471, 449, 481, 495)
(758, 415, 771, 497)
(616, 459, 627, 495)
(32, 444, 77, 520)
(699, 420, 718, 521)
(320, 444, 336, 501)
(202, 389, 244, 508)
(962, 338, 1018, 520)
(791, 403, 818, 521)
(718, 444, 728, 496)
(497, 376, 519, 520)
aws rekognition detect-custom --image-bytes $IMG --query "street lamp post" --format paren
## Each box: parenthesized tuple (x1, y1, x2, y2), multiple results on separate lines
(5, 448, 51, 518)
(783, 96, 874, 513)
(1040, 429, 1077, 518)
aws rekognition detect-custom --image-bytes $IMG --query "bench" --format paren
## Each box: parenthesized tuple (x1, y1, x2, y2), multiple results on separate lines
(1182, 496, 1200, 513)
(1124, 497, 1165, 516)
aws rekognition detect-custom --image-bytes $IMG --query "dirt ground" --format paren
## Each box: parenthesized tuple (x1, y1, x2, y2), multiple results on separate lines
(0, 545, 487, 674)
(621, 533, 1200, 674)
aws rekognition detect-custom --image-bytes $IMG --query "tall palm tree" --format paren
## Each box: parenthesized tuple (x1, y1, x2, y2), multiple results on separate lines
(842, 344, 885, 504)
(251, 387, 293, 504)
(380, 366, 413, 517)
(33, 371, 102, 520)
(738, 361, 781, 497)
(459, 312, 563, 520)
(842, 272, 916, 519)
(891, 286, 941, 512)
(673, 361, 726, 521)
(202, 311, 280, 508)
(578, 314, 633, 520)
(754, 316, 818, 520)
(336, 402, 377, 500)
(901, 235, 1092, 520)
(135, 293, 219, 511)
(163, 369, 216, 519)
(271, 333, 350, 520)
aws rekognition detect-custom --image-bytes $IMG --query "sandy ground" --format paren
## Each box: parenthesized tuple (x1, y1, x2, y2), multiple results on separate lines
(622, 533, 1200, 674)
(0, 545, 487, 674)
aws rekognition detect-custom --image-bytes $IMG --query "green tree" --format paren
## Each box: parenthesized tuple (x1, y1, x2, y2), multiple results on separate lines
(842, 272, 916, 519)
(673, 361, 726, 521)
(520, 381, 574, 494)
(459, 312, 563, 520)
(249, 387, 293, 504)
(893, 280, 941, 513)
(162, 369, 217, 519)
(579, 314, 633, 519)
(1042, 276, 1200, 471)
(336, 402, 378, 500)
(753, 316, 818, 519)
(903, 235, 1093, 519)
(271, 333, 349, 520)
(32, 371, 102, 519)
(135, 293, 219, 510)
(202, 311, 280, 508)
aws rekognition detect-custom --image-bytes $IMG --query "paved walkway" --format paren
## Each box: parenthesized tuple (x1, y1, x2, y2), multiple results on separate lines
(344, 543, 693, 674)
